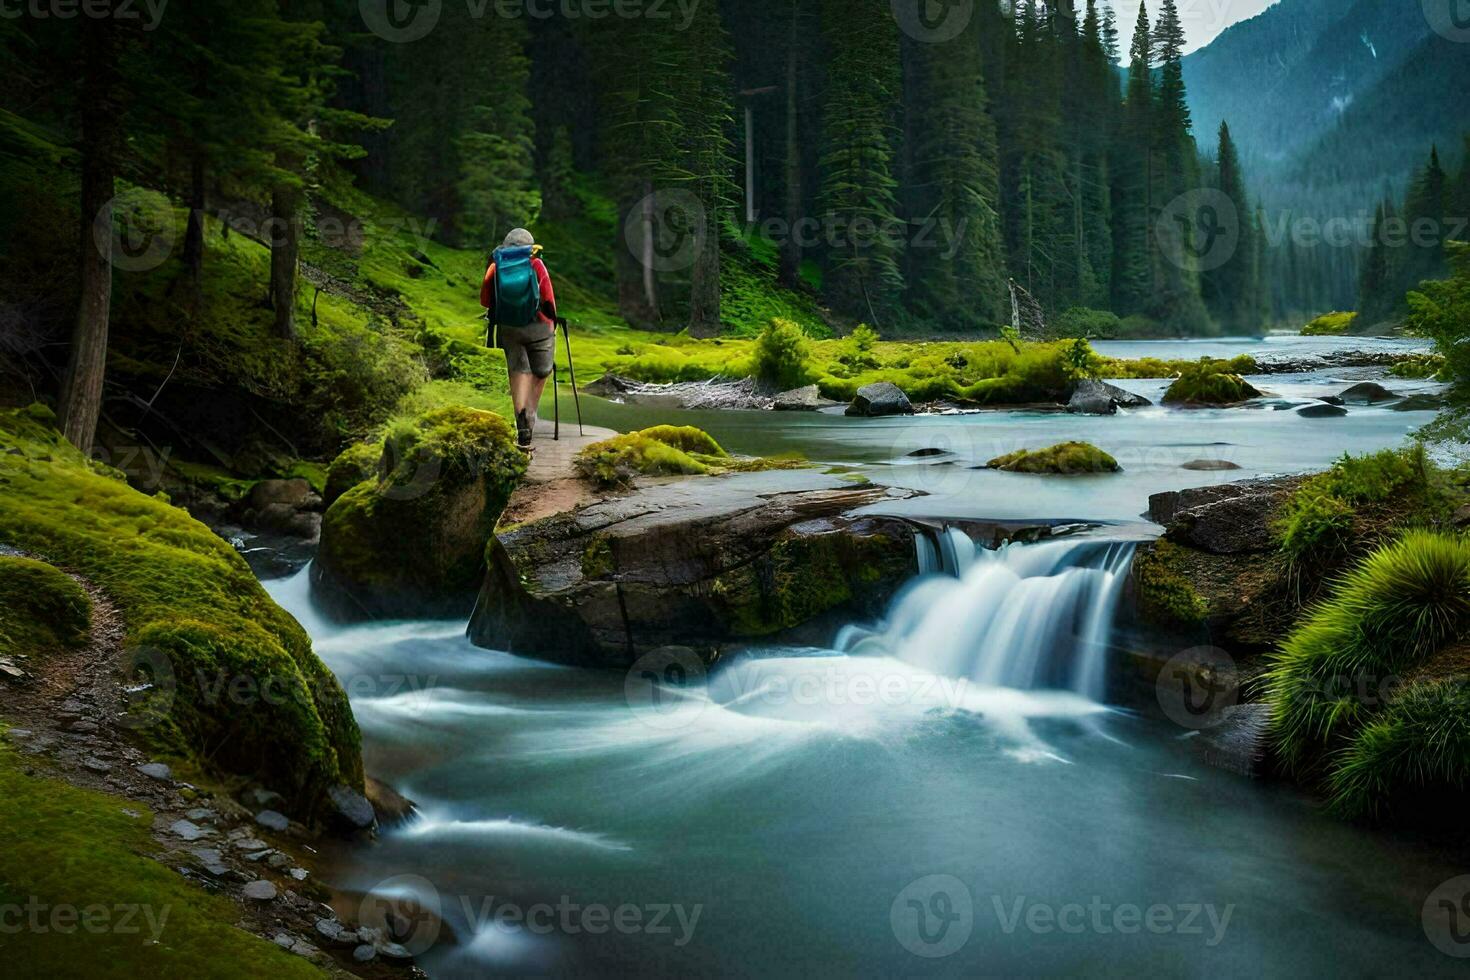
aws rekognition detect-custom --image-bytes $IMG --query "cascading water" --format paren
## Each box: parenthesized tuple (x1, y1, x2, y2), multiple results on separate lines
(838, 534, 1136, 701)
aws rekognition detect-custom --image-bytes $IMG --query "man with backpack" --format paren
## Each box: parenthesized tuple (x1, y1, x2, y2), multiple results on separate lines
(480, 228, 558, 451)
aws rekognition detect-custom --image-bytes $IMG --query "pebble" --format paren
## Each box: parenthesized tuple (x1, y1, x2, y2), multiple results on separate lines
(169, 819, 212, 842)
(352, 944, 377, 963)
(185, 808, 215, 822)
(376, 941, 414, 961)
(267, 852, 292, 870)
(81, 758, 112, 773)
(242, 849, 274, 863)
(232, 838, 270, 852)
(242, 880, 277, 902)
(288, 868, 309, 881)
(254, 810, 289, 832)
(136, 762, 172, 782)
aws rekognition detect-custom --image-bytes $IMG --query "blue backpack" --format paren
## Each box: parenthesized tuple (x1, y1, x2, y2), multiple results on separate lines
(491, 245, 542, 328)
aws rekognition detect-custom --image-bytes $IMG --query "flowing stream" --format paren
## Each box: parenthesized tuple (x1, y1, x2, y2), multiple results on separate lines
(264, 338, 1466, 976)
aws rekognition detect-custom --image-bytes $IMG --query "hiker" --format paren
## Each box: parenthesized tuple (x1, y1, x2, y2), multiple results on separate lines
(481, 228, 558, 451)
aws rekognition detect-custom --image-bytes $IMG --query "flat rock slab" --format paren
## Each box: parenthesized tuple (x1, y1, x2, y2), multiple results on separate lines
(470, 470, 923, 666)
(1148, 476, 1304, 554)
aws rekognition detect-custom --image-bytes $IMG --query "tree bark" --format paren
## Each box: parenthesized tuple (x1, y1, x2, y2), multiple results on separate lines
(687, 199, 721, 338)
(59, 10, 120, 453)
(778, 0, 803, 288)
(269, 183, 301, 340)
(616, 187, 660, 329)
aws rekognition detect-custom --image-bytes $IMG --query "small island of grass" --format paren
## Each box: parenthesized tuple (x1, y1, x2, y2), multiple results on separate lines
(575, 425, 804, 488)
(1161, 359, 1262, 407)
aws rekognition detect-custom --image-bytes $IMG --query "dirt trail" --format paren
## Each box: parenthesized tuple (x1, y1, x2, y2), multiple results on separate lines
(499, 417, 617, 527)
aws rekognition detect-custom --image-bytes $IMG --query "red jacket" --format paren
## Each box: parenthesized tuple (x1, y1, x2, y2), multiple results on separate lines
(480, 256, 556, 327)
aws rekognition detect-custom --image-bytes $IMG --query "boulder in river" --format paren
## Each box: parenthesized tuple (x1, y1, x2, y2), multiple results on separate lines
(1297, 403, 1348, 418)
(1148, 476, 1304, 554)
(1181, 459, 1241, 472)
(1066, 379, 1152, 416)
(468, 470, 923, 666)
(314, 407, 527, 621)
(1338, 381, 1397, 405)
(845, 382, 914, 417)
(774, 384, 837, 412)
(1391, 393, 1444, 412)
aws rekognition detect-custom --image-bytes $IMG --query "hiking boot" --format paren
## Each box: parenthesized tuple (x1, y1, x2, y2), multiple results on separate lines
(515, 409, 533, 450)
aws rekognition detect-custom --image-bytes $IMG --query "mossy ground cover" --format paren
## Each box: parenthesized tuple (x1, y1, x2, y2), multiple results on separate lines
(0, 557, 91, 659)
(1132, 542, 1210, 626)
(1263, 531, 1470, 820)
(1300, 311, 1358, 336)
(985, 442, 1120, 475)
(0, 729, 323, 979)
(574, 425, 804, 489)
(0, 406, 361, 816)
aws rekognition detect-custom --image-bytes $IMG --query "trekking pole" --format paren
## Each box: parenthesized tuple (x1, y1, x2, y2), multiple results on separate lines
(553, 352, 561, 442)
(556, 316, 584, 437)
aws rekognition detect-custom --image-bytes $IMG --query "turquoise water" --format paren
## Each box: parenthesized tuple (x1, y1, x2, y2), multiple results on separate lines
(270, 337, 1467, 976)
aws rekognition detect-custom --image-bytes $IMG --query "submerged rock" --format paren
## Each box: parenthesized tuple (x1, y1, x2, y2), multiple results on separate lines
(1181, 459, 1241, 472)
(1338, 381, 1397, 405)
(314, 407, 527, 621)
(1297, 403, 1348, 418)
(845, 382, 913, 417)
(469, 471, 922, 666)
(1066, 379, 1152, 416)
(1391, 393, 1445, 412)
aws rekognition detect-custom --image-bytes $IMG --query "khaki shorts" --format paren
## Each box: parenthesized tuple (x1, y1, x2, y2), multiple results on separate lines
(496, 323, 555, 378)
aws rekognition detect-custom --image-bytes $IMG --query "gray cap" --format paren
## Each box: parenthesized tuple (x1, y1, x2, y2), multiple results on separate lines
(503, 228, 535, 247)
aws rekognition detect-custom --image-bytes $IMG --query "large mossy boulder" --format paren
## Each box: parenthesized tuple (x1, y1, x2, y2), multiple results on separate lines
(986, 442, 1120, 474)
(314, 406, 527, 621)
(0, 405, 362, 822)
(1161, 360, 1262, 407)
(469, 471, 920, 667)
(0, 556, 91, 659)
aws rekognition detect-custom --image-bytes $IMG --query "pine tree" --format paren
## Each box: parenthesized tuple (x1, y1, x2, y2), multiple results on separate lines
(1202, 122, 1259, 330)
(1110, 0, 1153, 315)
(455, 17, 541, 248)
(903, 9, 1007, 327)
(816, 0, 904, 320)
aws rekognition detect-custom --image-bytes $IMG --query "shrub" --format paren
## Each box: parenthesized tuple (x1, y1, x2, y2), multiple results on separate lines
(1161, 358, 1262, 406)
(1054, 306, 1122, 339)
(839, 324, 882, 370)
(752, 317, 814, 390)
(1388, 354, 1445, 380)
(1274, 447, 1436, 563)
(1264, 531, 1470, 784)
(986, 442, 1120, 474)
(574, 425, 802, 489)
(1301, 311, 1358, 336)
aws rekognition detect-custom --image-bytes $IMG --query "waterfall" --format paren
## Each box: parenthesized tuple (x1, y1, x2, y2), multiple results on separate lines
(838, 534, 1136, 701)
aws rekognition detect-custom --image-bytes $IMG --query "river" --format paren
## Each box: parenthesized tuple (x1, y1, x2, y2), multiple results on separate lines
(266, 337, 1467, 977)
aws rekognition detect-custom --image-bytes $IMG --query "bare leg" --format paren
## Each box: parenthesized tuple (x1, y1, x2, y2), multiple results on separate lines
(508, 372, 534, 415)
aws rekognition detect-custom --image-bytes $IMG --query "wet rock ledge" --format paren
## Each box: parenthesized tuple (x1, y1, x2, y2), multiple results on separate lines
(468, 470, 925, 667)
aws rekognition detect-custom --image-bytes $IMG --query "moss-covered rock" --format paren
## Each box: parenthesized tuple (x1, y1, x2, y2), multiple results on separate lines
(0, 556, 91, 658)
(1161, 360, 1262, 407)
(0, 406, 361, 820)
(1131, 542, 1209, 626)
(314, 405, 527, 620)
(323, 439, 381, 508)
(574, 425, 803, 489)
(1300, 311, 1357, 336)
(986, 442, 1120, 474)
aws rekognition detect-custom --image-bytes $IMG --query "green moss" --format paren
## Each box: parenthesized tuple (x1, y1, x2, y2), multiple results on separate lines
(1264, 531, 1470, 796)
(1300, 311, 1358, 336)
(751, 317, 816, 390)
(986, 442, 1120, 475)
(581, 535, 615, 579)
(316, 406, 526, 615)
(0, 407, 361, 817)
(0, 732, 324, 978)
(322, 440, 380, 508)
(1133, 542, 1209, 626)
(1160, 359, 1262, 406)
(1388, 353, 1446, 380)
(574, 425, 802, 489)
(0, 557, 91, 658)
